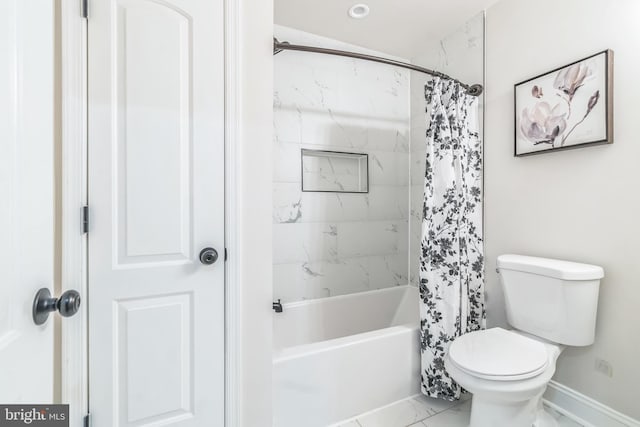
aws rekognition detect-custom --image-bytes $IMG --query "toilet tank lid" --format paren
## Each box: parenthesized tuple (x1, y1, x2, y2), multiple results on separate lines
(497, 254, 604, 281)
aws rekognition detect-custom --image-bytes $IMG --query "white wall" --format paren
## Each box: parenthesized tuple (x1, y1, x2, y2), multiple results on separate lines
(485, 0, 640, 419)
(232, 0, 273, 424)
(409, 13, 485, 287)
(273, 26, 411, 303)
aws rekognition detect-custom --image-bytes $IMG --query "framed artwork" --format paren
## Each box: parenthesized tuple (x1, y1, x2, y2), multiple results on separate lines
(514, 50, 613, 156)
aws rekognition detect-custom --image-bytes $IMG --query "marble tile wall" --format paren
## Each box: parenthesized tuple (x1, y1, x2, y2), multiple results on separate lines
(408, 13, 485, 287)
(273, 25, 411, 303)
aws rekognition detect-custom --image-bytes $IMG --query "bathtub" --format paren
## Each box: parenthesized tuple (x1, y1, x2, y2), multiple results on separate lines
(273, 285, 420, 427)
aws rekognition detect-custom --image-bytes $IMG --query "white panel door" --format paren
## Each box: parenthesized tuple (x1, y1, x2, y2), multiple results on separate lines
(0, 0, 54, 402)
(87, 0, 225, 425)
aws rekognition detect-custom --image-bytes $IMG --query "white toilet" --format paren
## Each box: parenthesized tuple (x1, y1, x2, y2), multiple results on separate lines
(445, 254, 604, 427)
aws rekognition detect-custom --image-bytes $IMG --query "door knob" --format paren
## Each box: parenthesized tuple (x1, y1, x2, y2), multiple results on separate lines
(32, 288, 81, 326)
(199, 247, 219, 265)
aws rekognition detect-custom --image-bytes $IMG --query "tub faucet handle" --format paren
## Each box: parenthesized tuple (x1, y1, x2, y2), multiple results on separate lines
(273, 299, 283, 313)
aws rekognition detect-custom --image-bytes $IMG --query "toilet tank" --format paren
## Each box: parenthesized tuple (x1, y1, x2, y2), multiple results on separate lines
(497, 254, 604, 346)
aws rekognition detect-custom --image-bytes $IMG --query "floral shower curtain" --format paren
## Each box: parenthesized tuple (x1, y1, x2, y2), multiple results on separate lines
(419, 78, 485, 400)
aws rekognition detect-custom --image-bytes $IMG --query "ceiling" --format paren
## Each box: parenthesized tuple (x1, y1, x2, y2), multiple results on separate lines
(274, 0, 501, 59)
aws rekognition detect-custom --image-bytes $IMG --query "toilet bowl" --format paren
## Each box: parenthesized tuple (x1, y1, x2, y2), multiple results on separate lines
(444, 254, 604, 427)
(445, 327, 563, 427)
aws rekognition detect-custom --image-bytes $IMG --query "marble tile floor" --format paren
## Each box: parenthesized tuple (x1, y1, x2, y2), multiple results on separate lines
(332, 394, 583, 427)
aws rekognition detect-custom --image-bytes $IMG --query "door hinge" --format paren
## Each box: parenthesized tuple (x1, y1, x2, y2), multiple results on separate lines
(224, 248, 228, 261)
(83, 413, 91, 427)
(82, 206, 89, 234)
(81, 0, 88, 19)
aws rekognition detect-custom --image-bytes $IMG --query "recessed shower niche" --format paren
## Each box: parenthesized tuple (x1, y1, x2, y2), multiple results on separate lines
(301, 149, 368, 193)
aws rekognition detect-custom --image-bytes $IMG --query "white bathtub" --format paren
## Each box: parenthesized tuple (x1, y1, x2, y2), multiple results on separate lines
(273, 285, 420, 427)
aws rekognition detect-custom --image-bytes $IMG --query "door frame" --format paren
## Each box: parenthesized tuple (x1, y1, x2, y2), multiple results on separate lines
(59, 0, 246, 425)
(59, 2, 87, 425)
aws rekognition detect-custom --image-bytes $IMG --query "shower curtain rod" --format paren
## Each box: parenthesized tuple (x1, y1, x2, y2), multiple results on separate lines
(273, 38, 484, 97)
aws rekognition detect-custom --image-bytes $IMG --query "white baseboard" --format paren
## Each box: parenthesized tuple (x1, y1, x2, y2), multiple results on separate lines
(543, 380, 640, 427)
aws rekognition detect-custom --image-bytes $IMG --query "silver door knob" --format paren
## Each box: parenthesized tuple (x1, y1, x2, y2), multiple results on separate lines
(32, 288, 81, 325)
(199, 247, 219, 265)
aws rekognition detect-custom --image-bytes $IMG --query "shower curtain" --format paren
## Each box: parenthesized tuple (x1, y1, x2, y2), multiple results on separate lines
(419, 78, 485, 400)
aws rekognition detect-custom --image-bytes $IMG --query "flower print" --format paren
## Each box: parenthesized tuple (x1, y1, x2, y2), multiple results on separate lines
(531, 85, 543, 98)
(560, 90, 600, 147)
(520, 102, 567, 146)
(586, 90, 600, 113)
(553, 63, 593, 101)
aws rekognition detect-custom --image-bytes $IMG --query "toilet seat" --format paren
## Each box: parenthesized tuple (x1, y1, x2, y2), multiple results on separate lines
(448, 327, 549, 381)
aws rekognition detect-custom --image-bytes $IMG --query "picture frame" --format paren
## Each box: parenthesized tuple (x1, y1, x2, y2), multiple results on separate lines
(514, 49, 613, 156)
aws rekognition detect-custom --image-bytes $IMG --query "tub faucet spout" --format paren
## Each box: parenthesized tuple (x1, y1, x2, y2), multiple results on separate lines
(273, 299, 283, 313)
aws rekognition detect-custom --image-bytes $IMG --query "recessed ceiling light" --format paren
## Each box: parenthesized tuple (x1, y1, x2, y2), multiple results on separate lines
(348, 3, 370, 19)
